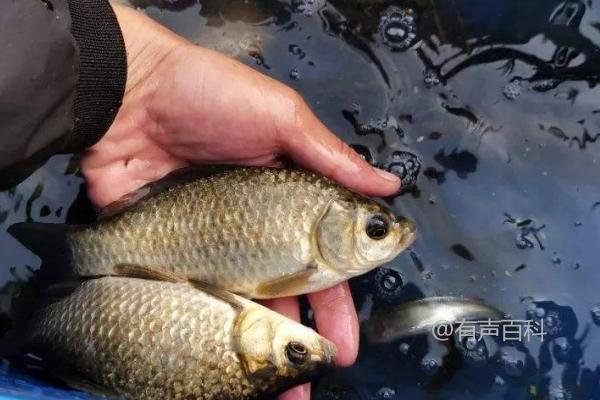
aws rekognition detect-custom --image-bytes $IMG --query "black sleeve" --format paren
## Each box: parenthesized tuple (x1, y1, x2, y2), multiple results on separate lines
(0, 0, 127, 190)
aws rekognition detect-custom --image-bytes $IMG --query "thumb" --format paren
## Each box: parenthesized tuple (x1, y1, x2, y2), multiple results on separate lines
(278, 96, 400, 197)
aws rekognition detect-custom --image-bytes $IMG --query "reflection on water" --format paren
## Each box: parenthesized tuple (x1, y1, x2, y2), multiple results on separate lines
(1, 0, 600, 399)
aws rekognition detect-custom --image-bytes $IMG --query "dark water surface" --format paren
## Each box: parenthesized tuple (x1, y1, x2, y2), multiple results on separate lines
(2, 0, 600, 399)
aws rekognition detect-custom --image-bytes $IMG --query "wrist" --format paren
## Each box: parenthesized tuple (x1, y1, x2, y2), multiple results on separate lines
(110, 2, 187, 98)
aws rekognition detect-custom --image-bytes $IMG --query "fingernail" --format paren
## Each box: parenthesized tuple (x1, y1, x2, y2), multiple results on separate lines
(374, 167, 401, 183)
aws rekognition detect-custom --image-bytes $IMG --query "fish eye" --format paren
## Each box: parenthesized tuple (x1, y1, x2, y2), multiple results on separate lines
(366, 215, 389, 240)
(285, 342, 308, 366)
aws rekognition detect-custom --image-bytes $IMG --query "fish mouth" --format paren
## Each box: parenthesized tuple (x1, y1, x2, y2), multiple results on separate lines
(312, 338, 337, 368)
(396, 216, 417, 249)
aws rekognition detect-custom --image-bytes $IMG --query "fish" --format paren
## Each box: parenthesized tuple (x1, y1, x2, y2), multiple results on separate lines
(9, 166, 416, 298)
(364, 296, 506, 344)
(15, 276, 337, 400)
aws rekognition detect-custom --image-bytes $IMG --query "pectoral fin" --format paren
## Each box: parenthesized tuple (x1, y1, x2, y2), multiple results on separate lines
(113, 264, 181, 283)
(255, 266, 317, 299)
(189, 280, 245, 311)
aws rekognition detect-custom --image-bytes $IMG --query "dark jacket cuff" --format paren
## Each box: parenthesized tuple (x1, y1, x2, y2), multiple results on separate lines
(66, 0, 127, 151)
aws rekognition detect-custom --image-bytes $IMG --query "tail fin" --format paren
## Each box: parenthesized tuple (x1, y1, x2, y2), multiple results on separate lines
(7, 222, 76, 282)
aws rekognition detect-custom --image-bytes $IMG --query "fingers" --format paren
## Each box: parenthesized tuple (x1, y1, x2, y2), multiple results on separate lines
(260, 296, 300, 320)
(307, 282, 359, 367)
(278, 384, 310, 400)
(260, 297, 311, 400)
(277, 94, 400, 198)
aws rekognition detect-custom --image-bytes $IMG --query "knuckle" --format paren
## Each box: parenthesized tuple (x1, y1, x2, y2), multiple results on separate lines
(280, 88, 306, 134)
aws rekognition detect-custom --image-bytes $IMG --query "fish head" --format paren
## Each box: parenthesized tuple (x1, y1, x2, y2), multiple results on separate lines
(316, 197, 416, 275)
(234, 308, 337, 392)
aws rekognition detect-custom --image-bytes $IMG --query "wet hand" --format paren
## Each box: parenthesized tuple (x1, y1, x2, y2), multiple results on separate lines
(83, 4, 401, 399)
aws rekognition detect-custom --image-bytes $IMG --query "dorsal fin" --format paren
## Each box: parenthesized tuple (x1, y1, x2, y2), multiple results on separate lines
(97, 165, 238, 219)
(189, 279, 245, 311)
(97, 187, 152, 220)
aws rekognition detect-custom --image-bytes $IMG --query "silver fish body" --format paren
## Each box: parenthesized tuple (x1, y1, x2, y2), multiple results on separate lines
(24, 277, 336, 400)
(364, 296, 506, 343)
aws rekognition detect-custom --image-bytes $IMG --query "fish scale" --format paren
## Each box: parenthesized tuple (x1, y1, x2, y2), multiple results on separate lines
(71, 169, 329, 290)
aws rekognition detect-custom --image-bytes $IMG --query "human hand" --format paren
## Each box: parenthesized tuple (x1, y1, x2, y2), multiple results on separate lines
(82, 4, 401, 399)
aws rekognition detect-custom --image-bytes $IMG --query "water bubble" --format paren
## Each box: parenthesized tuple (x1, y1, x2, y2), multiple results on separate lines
(420, 357, 439, 376)
(424, 70, 441, 88)
(542, 310, 566, 338)
(535, 307, 546, 319)
(516, 237, 534, 249)
(383, 275, 399, 290)
(503, 80, 522, 100)
(552, 252, 562, 265)
(372, 267, 403, 302)
(530, 79, 561, 92)
(292, 0, 325, 17)
(590, 304, 600, 325)
(531, 301, 574, 338)
(553, 337, 571, 362)
(398, 342, 410, 355)
(464, 337, 478, 351)
(41, 0, 54, 10)
(376, 387, 396, 399)
(456, 330, 492, 366)
(379, 151, 421, 191)
(349, 144, 375, 165)
(289, 67, 301, 80)
(378, 7, 418, 51)
(549, 386, 571, 400)
(345, 114, 404, 140)
(500, 347, 527, 377)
